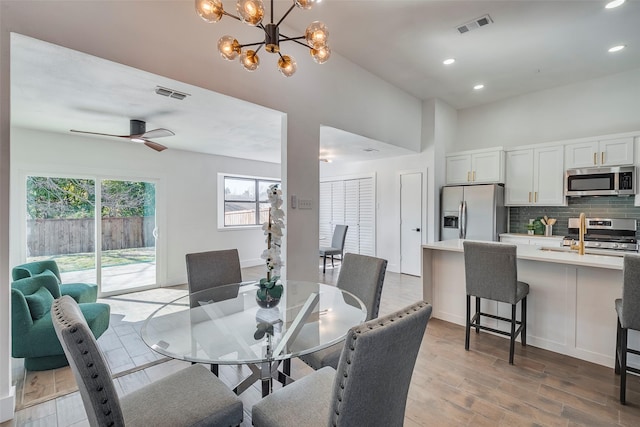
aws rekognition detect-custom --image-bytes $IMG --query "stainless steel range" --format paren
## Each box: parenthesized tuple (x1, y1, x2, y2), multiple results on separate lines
(562, 218, 639, 252)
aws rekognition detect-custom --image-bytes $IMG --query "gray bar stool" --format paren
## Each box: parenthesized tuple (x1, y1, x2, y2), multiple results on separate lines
(463, 241, 529, 364)
(615, 254, 640, 404)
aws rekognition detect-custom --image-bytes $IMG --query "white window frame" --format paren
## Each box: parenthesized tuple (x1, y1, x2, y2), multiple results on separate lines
(217, 173, 280, 230)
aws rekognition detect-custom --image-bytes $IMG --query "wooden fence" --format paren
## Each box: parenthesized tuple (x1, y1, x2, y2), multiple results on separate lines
(225, 208, 270, 226)
(27, 217, 155, 256)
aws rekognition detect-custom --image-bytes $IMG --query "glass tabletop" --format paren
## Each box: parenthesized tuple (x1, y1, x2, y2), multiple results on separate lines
(140, 281, 367, 365)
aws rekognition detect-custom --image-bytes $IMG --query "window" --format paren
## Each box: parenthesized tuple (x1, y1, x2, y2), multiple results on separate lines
(223, 175, 280, 227)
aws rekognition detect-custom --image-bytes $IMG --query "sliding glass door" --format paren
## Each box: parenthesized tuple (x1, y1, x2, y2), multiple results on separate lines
(25, 176, 157, 295)
(100, 179, 156, 294)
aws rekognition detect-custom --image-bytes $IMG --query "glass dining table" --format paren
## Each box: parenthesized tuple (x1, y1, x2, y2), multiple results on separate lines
(140, 280, 367, 397)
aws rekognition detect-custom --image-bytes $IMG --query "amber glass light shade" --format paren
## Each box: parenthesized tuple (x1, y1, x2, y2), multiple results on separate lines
(240, 50, 260, 71)
(195, 0, 224, 23)
(311, 45, 331, 64)
(305, 21, 328, 49)
(218, 36, 241, 60)
(295, 0, 318, 10)
(237, 0, 264, 26)
(277, 55, 297, 77)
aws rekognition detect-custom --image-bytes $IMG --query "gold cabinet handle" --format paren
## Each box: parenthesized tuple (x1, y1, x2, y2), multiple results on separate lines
(467, 171, 471, 182)
(535, 192, 538, 203)
(472, 171, 476, 181)
(528, 192, 532, 203)
(593, 152, 597, 165)
(602, 152, 605, 164)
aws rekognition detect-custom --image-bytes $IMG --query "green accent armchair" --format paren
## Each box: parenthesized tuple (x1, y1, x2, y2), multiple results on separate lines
(12, 260, 98, 303)
(11, 274, 110, 371)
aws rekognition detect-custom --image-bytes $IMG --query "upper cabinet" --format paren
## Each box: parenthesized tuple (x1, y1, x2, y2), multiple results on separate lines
(445, 148, 504, 185)
(565, 136, 634, 169)
(505, 145, 565, 206)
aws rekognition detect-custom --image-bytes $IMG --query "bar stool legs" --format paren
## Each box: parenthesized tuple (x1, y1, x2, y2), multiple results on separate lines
(465, 295, 527, 365)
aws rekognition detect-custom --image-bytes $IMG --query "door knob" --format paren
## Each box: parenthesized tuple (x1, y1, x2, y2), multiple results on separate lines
(412, 228, 421, 232)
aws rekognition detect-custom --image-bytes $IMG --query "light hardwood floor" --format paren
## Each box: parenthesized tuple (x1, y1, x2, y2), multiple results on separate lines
(4, 261, 640, 426)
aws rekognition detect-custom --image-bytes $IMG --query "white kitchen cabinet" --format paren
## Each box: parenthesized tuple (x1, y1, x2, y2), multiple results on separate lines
(500, 234, 564, 247)
(505, 145, 565, 206)
(565, 137, 634, 168)
(445, 149, 504, 184)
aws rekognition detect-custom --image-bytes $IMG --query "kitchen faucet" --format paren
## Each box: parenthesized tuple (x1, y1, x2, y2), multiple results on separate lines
(570, 212, 586, 255)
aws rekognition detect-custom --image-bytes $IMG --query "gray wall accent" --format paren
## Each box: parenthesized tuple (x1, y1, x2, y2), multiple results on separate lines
(509, 197, 640, 238)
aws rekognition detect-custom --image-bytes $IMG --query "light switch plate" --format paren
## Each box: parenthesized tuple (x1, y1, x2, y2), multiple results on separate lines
(298, 199, 313, 209)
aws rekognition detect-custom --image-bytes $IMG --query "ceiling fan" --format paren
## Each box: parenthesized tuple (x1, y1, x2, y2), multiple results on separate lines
(70, 119, 174, 152)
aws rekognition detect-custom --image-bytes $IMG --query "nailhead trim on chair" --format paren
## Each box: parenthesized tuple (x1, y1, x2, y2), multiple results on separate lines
(330, 301, 427, 426)
(53, 300, 118, 427)
(371, 266, 386, 319)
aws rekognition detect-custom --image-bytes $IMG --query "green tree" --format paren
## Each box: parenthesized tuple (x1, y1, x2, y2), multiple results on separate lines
(27, 177, 155, 219)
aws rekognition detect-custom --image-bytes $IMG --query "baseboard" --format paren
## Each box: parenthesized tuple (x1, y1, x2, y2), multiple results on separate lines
(241, 258, 263, 268)
(0, 386, 16, 423)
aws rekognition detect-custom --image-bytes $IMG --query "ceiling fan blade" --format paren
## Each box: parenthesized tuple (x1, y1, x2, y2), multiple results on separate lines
(141, 128, 175, 139)
(143, 140, 168, 152)
(70, 129, 129, 138)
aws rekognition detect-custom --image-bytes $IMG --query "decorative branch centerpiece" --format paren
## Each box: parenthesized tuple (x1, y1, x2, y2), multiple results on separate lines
(257, 183, 284, 307)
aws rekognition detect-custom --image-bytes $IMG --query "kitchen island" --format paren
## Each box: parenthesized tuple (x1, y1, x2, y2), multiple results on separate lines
(422, 239, 636, 367)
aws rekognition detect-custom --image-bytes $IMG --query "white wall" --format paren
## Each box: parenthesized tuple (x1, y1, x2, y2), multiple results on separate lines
(10, 127, 280, 286)
(456, 67, 640, 151)
(0, 1, 13, 420)
(320, 152, 429, 273)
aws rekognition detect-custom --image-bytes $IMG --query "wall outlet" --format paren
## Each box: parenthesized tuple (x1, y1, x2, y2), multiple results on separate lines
(298, 199, 313, 209)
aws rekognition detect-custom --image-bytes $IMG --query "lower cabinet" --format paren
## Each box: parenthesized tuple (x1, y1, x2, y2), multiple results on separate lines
(499, 234, 564, 247)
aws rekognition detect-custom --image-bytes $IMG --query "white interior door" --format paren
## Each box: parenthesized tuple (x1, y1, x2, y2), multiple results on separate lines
(400, 172, 422, 276)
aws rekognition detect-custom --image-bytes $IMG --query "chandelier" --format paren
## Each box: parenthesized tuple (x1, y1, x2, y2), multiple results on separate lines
(195, 0, 330, 77)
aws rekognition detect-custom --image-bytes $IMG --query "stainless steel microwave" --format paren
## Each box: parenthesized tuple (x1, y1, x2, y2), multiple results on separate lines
(565, 166, 636, 197)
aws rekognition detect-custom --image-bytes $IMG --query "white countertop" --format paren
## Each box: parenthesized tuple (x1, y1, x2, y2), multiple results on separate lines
(423, 239, 623, 270)
(500, 233, 564, 240)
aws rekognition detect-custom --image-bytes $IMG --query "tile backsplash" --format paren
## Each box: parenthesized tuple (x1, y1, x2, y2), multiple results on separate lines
(509, 196, 640, 238)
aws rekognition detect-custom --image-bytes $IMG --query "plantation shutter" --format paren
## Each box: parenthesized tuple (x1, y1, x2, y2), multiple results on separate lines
(319, 176, 375, 257)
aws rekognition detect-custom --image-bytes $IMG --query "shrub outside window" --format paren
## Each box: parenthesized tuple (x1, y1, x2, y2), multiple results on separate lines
(224, 176, 279, 226)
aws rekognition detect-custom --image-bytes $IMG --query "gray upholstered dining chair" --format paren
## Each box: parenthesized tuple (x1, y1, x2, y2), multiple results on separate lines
(319, 224, 348, 273)
(185, 249, 242, 375)
(252, 301, 432, 427)
(185, 249, 242, 308)
(615, 254, 640, 404)
(51, 295, 243, 427)
(463, 241, 529, 365)
(299, 253, 387, 370)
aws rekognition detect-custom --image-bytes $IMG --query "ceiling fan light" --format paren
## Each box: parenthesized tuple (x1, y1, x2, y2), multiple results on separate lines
(295, 0, 319, 10)
(305, 21, 329, 48)
(278, 55, 297, 77)
(195, 0, 224, 23)
(240, 50, 260, 71)
(130, 137, 146, 143)
(237, 0, 264, 26)
(218, 35, 241, 60)
(311, 45, 331, 64)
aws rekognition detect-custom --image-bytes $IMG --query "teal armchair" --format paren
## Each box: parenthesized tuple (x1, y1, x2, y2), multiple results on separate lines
(12, 260, 98, 303)
(11, 274, 110, 371)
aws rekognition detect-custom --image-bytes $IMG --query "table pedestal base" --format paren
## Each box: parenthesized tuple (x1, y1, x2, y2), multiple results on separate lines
(232, 360, 294, 397)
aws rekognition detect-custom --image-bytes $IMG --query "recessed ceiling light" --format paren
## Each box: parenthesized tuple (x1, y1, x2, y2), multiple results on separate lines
(443, 58, 456, 65)
(608, 45, 626, 53)
(605, 0, 625, 9)
(473, 84, 485, 90)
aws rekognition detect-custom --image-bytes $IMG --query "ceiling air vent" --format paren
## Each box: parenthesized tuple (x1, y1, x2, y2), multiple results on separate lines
(155, 86, 190, 100)
(457, 14, 493, 34)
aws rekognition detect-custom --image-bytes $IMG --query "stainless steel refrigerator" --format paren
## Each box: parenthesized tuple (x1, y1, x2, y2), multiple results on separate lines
(440, 184, 506, 241)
